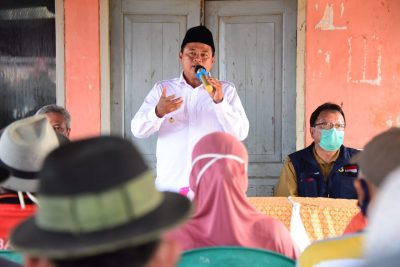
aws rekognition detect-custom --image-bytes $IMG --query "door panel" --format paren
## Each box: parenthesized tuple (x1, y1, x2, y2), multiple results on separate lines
(206, 0, 296, 187)
(110, 0, 200, 168)
(124, 16, 184, 165)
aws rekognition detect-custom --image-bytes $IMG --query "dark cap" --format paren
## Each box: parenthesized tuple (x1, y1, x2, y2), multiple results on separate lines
(181, 25, 215, 53)
(351, 128, 400, 187)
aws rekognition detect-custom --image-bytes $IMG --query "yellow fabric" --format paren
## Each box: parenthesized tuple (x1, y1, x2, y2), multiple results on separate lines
(248, 197, 360, 241)
(274, 147, 340, 196)
(298, 232, 364, 267)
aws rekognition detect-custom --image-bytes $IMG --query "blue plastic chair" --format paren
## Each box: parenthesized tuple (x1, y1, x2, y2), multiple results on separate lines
(177, 246, 295, 267)
(0, 250, 23, 265)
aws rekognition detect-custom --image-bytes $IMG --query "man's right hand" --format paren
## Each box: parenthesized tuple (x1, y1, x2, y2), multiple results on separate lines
(155, 86, 183, 118)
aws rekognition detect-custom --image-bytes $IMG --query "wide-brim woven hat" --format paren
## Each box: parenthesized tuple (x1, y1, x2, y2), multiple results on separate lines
(350, 127, 400, 187)
(10, 136, 191, 259)
(0, 115, 60, 192)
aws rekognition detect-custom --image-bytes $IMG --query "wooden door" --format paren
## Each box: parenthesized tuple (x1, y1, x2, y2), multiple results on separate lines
(110, 0, 200, 167)
(110, 0, 297, 195)
(206, 0, 297, 195)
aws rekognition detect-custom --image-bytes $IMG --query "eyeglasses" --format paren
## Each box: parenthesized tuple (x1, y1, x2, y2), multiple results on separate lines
(314, 122, 346, 130)
(184, 51, 210, 61)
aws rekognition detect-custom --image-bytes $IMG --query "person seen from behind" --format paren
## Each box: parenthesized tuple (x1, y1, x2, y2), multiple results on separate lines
(9, 136, 191, 267)
(0, 116, 64, 251)
(166, 132, 299, 259)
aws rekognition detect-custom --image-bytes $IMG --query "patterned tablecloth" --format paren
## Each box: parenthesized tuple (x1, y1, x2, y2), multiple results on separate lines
(248, 197, 360, 241)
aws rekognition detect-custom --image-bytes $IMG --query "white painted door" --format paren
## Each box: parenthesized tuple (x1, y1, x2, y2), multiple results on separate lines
(110, 0, 297, 196)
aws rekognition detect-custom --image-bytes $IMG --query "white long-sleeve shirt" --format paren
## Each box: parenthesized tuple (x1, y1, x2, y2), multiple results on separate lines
(131, 73, 249, 192)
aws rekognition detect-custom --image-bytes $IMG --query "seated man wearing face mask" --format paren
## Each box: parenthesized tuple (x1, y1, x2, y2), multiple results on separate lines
(275, 102, 359, 199)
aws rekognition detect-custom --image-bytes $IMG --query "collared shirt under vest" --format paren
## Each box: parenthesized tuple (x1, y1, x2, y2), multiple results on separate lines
(289, 144, 359, 199)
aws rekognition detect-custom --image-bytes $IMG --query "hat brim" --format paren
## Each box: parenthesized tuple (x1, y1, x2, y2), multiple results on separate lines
(0, 175, 38, 192)
(10, 192, 191, 259)
(0, 163, 10, 184)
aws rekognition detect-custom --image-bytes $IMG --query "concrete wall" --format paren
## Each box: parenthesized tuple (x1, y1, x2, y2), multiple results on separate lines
(65, 0, 101, 139)
(305, 0, 400, 148)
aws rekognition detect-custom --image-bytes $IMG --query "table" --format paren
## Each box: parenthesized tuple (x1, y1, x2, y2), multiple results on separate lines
(248, 197, 360, 241)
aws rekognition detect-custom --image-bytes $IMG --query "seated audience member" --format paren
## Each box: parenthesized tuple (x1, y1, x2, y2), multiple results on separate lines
(0, 116, 63, 250)
(275, 102, 359, 199)
(297, 128, 400, 267)
(166, 132, 299, 259)
(363, 166, 400, 264)
(9, 136, 191, 267)
(36, 104, 71, 138)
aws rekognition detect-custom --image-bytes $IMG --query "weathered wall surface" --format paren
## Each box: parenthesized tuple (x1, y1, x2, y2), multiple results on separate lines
(65, 0, 100, 139)
(305, 0, 400, 148)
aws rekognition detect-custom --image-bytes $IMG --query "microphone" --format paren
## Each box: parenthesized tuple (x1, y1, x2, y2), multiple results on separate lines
(195, 65, 213, 93)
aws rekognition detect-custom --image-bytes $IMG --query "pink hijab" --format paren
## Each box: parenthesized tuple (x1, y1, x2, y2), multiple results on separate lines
(166, 132, 299, 259)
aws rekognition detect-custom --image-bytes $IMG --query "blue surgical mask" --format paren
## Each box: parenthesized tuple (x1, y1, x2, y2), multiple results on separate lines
(319, 128, 344, 151)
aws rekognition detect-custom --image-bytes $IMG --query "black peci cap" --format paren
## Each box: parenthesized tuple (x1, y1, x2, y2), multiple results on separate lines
(181, 25, 215, 53)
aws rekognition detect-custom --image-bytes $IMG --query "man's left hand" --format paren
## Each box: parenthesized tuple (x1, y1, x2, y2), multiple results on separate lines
(206, 77, 223, 103)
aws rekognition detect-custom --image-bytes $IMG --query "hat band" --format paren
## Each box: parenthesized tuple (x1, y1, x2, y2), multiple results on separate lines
(36, 170, 161, 233)
(0, 159, 38, 179)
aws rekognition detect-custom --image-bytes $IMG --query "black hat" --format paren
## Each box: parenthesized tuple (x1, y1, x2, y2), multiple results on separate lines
(181, 25, 215, 53)
(10, 136, 191, 259)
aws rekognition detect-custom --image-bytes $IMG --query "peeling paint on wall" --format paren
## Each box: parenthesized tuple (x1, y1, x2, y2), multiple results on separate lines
(386, 118, 393, 127)
(306, 0, 400, 149)
(340, 1, 345, 17)
(318, 49, 331, 64)
(385, 115, 400, 128)
(315, 4, 347, 30)
(324, 51, 331, 64)
(347, 36, 382, 86)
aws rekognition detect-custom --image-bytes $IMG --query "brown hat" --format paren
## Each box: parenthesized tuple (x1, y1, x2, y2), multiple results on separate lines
(351, 127, 400, 187)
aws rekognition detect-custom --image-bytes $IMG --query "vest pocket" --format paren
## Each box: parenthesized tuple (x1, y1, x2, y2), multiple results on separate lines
(298, 173, 318, 197)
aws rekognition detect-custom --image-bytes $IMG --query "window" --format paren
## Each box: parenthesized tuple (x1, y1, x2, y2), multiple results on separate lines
(0, 0, 56, 129)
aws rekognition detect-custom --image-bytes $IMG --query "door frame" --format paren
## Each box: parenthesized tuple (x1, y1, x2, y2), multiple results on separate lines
(101, 0, 306, 146)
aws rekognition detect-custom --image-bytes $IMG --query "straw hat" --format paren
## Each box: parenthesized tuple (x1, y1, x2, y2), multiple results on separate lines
(0, 115, 60, 192)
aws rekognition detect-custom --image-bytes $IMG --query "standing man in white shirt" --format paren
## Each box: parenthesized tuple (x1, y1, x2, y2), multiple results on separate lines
(131, 25, 249, 193)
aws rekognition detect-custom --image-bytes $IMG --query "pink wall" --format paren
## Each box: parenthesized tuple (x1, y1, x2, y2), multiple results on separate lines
(64, 0, 101, 139)
(62, 0, 399, 145)
(305, 0, 400, 148)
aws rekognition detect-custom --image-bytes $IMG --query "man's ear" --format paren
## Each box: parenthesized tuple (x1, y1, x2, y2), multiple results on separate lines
(25, 256, 55, 267)
(66, 128, 71, 138)
(310, 126, 316, 140)
(146, 238, 182, 267)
